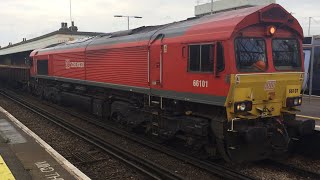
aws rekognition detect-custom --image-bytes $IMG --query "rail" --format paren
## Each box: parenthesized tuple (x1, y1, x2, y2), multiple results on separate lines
(0, 90, 255, 180)
(0, 90, 183, 180)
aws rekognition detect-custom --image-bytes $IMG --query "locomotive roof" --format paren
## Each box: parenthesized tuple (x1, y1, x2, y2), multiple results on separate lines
(33, 3, 302, 56)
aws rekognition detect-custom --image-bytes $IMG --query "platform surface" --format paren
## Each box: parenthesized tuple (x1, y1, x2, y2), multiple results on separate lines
(0, 109, 80, 180)
(0, 155, 15, 180)
(298, 96, 320, 130)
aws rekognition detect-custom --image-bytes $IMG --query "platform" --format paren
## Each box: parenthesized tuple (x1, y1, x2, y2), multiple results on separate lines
(298, 96, 320, 130)
(0, 106, 90, 180)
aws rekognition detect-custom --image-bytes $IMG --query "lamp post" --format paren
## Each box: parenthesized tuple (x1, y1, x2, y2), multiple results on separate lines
(70, 0, 72, 23)
(114, 15, 143, 30)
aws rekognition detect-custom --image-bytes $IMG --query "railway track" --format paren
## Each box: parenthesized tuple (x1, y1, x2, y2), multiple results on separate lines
(0, 90, 184, 180)
(262, 160, 320, 179)
(0, 89, 254, 180)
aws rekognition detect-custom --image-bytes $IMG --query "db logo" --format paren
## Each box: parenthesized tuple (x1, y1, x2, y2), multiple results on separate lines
(264, 80, 276, 91)
(65, 59, 71, 69)
(65, 59, 84, 69)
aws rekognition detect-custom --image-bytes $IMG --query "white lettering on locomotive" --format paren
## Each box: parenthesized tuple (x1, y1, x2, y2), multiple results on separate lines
(65, 59, 85, 69)
(264, 80, 276, 91)
(193, 80, 208, 88)
(163, 45, 168, 53)
(236, 76, 241, 84)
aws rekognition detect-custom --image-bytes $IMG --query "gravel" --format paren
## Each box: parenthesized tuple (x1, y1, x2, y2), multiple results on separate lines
(0, 91, 222, 180)
(235, 162, 310, 180)
(0, 94, 146, 180)
(35, 94, 220, 179)
(2, 89, 320, 180)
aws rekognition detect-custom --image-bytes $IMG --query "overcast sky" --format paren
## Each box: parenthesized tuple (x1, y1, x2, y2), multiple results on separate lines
(0, 0, 319, 47)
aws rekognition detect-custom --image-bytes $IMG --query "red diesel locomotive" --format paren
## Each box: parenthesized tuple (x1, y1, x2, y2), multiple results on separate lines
(27, 4, 314, 162)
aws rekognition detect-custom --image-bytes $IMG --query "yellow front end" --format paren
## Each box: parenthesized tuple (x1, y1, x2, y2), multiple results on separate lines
(226, 73, 304, 121)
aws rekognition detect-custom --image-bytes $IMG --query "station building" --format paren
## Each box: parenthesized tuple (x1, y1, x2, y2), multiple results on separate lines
(195, 0, 276, 16)
(0, 22, 101, 68)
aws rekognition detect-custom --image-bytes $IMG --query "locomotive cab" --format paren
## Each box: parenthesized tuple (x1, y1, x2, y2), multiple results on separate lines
(220, 5, 315, 162)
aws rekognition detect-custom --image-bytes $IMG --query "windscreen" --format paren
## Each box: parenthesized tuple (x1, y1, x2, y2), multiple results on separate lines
(272, 39, 301, 71)
(235, 38, 267, 72)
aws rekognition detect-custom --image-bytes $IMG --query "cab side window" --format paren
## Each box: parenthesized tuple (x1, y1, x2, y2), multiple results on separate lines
(188, 42, 224, 73)
(37, 59, 48, 75)
(216, 42, 225, 72)
(189, 44, 213, 72)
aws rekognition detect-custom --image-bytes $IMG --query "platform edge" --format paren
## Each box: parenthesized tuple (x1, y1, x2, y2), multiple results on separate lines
(0, 106, 91, 180)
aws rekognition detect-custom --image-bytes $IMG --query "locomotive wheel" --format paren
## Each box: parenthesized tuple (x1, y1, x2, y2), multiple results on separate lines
(111, 111, 125, 124)
(269, 121, 290, 154)
(50, 92, 60, 104)
(220, 118, 290, 162)
(32, 84, 43, 98)
(210, 118, 232, 161)
(37, 87, 45, 100)
(49, 93, 56, 103)
(216, 138, 232, 162)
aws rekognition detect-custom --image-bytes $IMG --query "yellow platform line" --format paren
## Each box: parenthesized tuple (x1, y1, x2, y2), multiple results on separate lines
(297, 114, 320, 121)
(0, 155, 15, 180)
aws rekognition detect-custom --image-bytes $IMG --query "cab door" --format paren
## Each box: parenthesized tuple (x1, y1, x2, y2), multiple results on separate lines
(149, 34, 164, 90)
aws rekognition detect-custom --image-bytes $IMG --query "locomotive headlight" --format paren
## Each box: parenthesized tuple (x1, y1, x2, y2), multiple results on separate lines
(237, 104, 241, 111)
(234, 101, 252, 112)
(298, 98, 302, 104)
(286, 97, 302, 107)
(269, 26, 276, 34)
(240, 103, 246, 111)
(267, 25, 277, 36)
